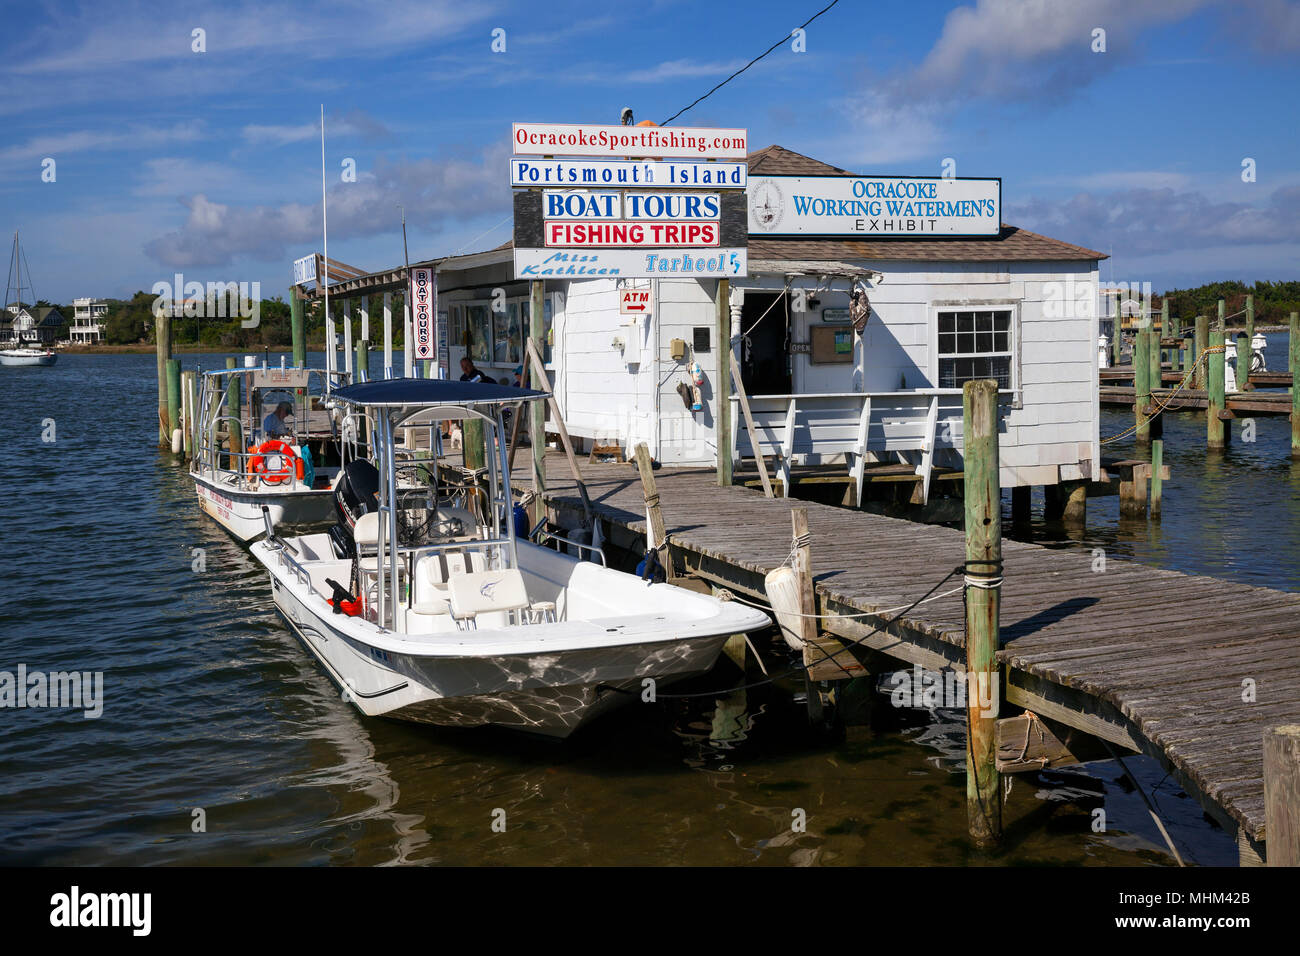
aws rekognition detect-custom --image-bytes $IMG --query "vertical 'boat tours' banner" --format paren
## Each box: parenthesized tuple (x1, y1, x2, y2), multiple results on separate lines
(410, 266, 435, 363)
(510, 123, 749, 279)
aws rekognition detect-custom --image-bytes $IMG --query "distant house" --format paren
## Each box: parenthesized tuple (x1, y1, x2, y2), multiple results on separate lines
(1, 305, 66, 345)
(71, 298, 108, 343)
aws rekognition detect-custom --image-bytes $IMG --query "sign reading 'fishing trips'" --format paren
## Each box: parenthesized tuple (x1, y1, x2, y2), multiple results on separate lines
(409, 267, 435, 361)
(748, 175, 1002, 237)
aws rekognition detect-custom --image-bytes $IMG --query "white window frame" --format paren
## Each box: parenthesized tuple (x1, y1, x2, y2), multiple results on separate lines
(929, 299, 1021, 399)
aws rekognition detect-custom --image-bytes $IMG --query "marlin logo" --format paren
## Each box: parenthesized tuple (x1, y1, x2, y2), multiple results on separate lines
(479, 580, 499, 599)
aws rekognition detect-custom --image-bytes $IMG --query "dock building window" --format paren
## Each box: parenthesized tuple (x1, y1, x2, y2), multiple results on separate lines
(449, 296, 552, 367)
(937, 309, 1013, 388)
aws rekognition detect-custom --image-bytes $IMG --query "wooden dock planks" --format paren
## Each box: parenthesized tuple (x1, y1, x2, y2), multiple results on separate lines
(518, 453, 1300, 845)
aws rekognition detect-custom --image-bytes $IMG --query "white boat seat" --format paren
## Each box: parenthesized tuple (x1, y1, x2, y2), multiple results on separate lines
(354, 511, 381, 550)
(448, 569, 531, 621)
(409, 596, 450, 616)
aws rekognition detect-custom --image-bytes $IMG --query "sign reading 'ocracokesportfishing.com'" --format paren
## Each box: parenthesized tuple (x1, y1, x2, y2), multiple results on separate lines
(748, 175, 1001, 237)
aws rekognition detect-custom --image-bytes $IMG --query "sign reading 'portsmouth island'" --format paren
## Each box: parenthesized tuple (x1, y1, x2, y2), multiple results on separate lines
(511, 121, 748, 279)
(748, 175, 1001, 237)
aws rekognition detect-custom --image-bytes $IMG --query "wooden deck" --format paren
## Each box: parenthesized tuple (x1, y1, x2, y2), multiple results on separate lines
(517, 452, 1300, 850)
(1100, 384, 1294, 416)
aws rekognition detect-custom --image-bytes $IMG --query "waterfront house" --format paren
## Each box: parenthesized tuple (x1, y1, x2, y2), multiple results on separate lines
(71, 298, 108, 343)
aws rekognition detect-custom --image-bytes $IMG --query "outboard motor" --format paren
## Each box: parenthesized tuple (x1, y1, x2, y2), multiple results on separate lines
(334, 459, 379, 530)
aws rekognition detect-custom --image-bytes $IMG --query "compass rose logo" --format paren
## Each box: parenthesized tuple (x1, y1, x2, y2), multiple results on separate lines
(749, 178, 785, 231)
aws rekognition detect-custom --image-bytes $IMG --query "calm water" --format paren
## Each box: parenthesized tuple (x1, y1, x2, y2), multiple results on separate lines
(2, 353, 1294, 866)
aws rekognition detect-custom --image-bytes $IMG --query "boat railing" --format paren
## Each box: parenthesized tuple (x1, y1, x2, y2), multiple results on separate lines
(529, 524, 607, 566)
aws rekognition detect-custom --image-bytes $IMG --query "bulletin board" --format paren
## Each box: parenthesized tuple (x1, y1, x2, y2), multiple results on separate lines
(810, 325, 854, 364)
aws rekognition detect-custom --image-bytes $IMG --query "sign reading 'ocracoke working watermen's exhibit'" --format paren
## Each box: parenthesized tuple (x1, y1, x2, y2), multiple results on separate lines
(511, 122, 748, 279)
(748, 175, 1001, 237)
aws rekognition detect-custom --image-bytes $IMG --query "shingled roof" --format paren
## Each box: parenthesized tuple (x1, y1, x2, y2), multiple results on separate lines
(745, 145, 1106, 262)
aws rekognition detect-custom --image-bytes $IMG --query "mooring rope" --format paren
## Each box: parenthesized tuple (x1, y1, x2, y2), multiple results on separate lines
(1100, 344, 1228, 445)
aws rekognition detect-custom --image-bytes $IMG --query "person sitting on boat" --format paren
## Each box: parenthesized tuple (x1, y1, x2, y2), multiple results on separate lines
(262, 401, 293, 438)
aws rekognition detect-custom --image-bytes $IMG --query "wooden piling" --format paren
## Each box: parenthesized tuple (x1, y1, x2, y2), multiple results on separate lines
(1062, 480, 1087, 526)
(1149, 321, 1162, 393)
(1182, 332, 1193, 375)
(155, 307, 172, 446)
(1112, 301, 1122, 367)
(1264, 725, 1300, 867)
(634, 442, 671, 578)
(790, 507, 824, 724)
(716, 278, 733, 488)
(289, 289, 306, 369)
(166, 358, 182, 453)
(1194, 314, 1209, 389)
(1236, 332, 1250, 393)
(1010, 485, 1031, 525)
(528, 280, 547, 529)
(1291, 312, 1300, 459)
(1208, 308, 1226, 450)
(1150, 440, 1163, 518)
(1245, 293, 1255, 356)
(1134, 328, 1151, 445)
(1159, 298, 1169, 364)
(962, 379, 1002, 847)
(355, 339, 368, 383)
(225, 356, 242, 466)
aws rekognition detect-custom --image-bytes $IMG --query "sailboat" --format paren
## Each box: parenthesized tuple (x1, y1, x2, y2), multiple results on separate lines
(1, 231, 57, 367)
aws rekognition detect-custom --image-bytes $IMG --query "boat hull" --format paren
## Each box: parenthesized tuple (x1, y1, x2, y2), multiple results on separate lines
(0, 350, 57, 366)
(253, 541, 769, 738)
(194, 474, 335, 542)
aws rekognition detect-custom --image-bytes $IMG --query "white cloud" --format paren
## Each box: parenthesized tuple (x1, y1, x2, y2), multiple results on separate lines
(0, 121, 205, 164)
(143, 144, 511, 269)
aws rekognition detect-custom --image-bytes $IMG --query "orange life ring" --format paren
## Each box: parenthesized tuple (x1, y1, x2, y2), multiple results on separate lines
(248, 440, 299, 485)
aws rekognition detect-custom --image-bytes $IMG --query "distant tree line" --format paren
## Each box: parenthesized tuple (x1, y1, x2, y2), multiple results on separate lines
(1159, 280, 1300, 327)
(92, 291, 412, 348)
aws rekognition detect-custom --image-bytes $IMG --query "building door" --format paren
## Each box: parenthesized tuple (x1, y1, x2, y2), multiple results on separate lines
(738, 291, 793, 395)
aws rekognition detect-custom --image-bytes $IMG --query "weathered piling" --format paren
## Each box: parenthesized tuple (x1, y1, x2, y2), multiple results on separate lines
(1159, 299, 1169, 366)
(1194, 314, 1209, 389)
(1134, 329, 1152, 445)
(528, 279, 547, 529)
(1062, 481, 1087, 526)
(963, 378, 1002, 847)
(155, 307, 172, 446)
(1112, 301, 1122, 367)
(225, 356, 242, 464)
(1208, 307, 1227, 450)
(1181, 331, 1193, 374)
(1246, 293, 1255, 357)
(717, 278, 733, 487)
(1148, 321, 1162, 392)
(1150, 439, 1163, 518)
(184, 370, 198, 459)
(1236, 332, 1250, 392)
(166, 358, 182, 453)
(790, 506, 823, 724)
(355, 339, 368, 383)
(289, 290, 306, 368)
(1291, 312, 1300, 458)
(1264, 725, 1300, 867)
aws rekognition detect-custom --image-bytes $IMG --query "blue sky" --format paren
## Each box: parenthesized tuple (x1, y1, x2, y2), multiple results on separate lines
(2, 0, 1298, 303)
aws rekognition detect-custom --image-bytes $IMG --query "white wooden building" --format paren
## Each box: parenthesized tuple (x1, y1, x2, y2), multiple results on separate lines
(326, 146, 1107, 499)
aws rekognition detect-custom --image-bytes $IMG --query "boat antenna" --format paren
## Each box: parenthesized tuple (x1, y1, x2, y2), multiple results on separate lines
(321, 104, 331, 392)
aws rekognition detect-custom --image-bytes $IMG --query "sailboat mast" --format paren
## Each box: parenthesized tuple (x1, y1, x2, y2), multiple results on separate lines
(321, 104, 332, 391)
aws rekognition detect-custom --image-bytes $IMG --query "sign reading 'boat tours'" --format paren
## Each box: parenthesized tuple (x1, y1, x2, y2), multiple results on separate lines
(512, 123, 747, 160)
(748, 175, 1001, 237)
(409, 266, 435, 361)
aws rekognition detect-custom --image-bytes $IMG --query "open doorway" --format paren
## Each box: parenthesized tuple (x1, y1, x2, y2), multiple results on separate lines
(738, 291, 792, 395)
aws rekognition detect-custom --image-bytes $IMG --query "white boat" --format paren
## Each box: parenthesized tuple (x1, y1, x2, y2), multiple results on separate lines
(249, 378, 771, 738)
(192, 362, 348, 542)
(0, 348, 56, 366)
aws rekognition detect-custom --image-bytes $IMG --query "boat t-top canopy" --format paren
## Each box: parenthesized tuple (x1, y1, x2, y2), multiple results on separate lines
(331, 378, 547, 409)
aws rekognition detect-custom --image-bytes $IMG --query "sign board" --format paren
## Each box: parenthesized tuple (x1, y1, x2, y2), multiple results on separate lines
(748, 175, 1001, 238)
(514, 248, 747, 280)
(515, 191, 746, 254)
(511, 158, 746, 188)
(513, 122, 747, 160)
(409, 266, 436, 361)
(252, 368, 312, 389)
(292, 255, 317, 286)
(821, 308, 851, 324)
(620, 289, 652, 315)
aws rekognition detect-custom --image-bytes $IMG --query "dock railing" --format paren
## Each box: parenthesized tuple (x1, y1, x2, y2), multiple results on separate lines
(729, 390, 967, 505)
